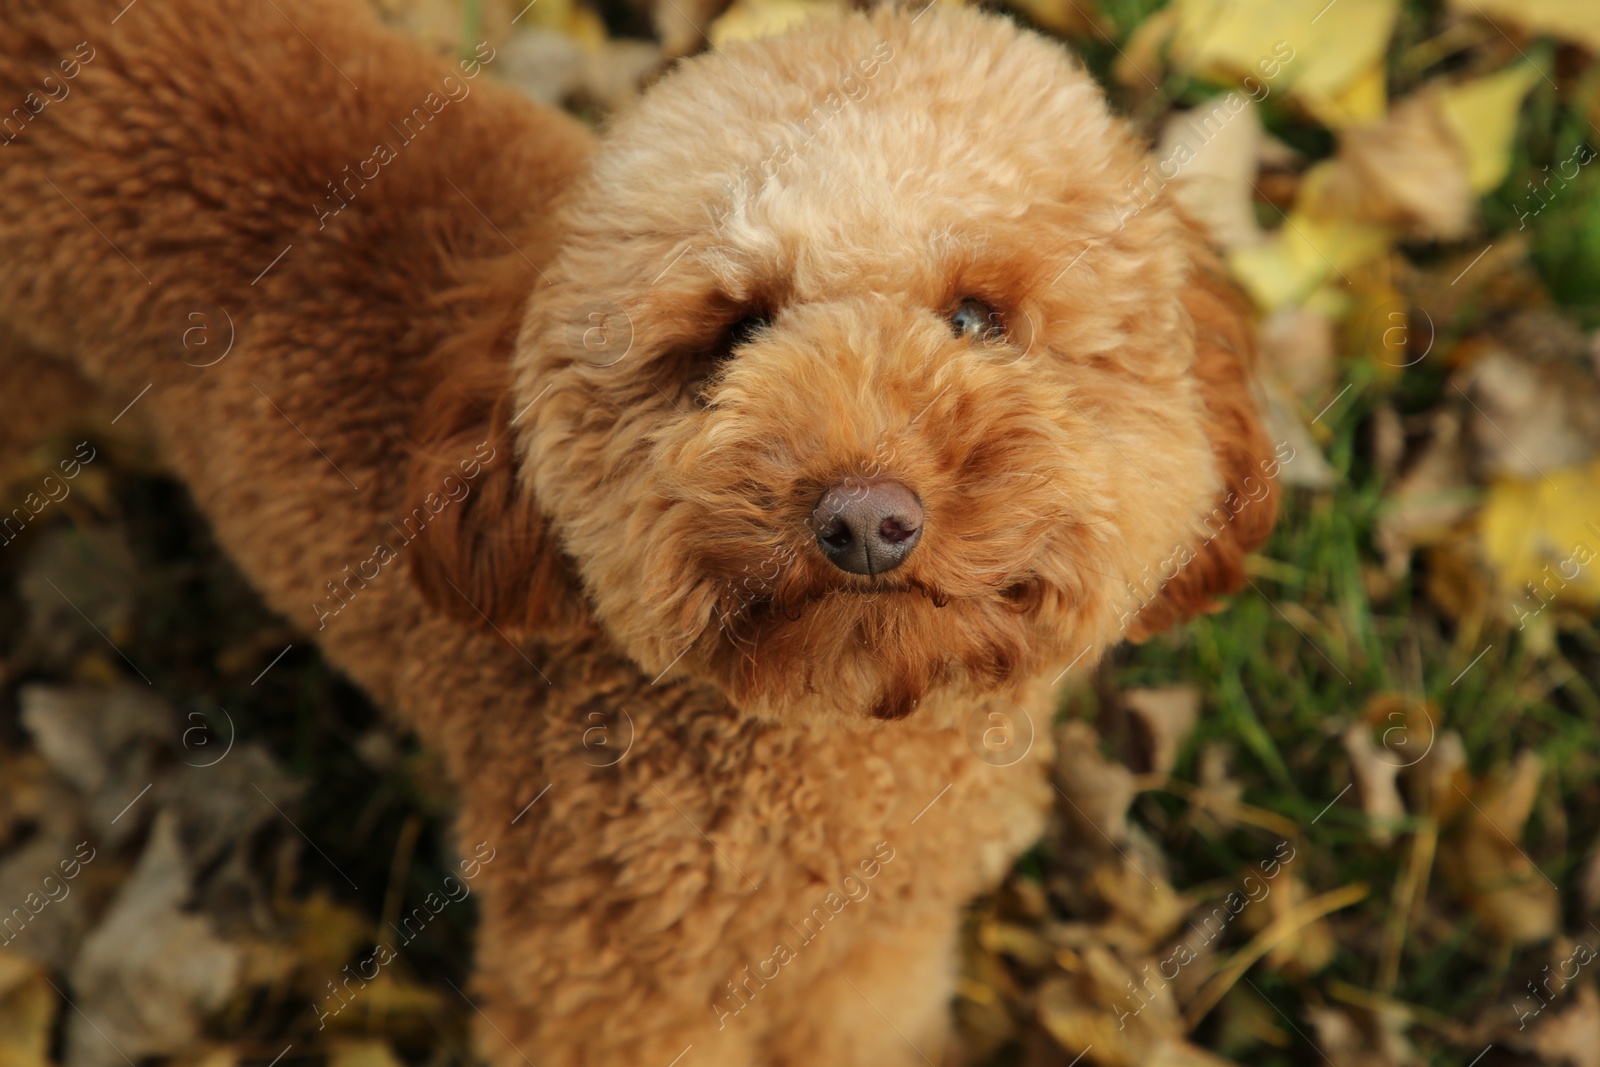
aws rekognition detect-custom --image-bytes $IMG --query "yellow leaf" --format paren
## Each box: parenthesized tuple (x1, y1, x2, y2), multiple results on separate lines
(1167, 0, 1399, 127)
(1310, 61, 1388, 126)
(1227, 201, 1389, 311)
(328, 1041, 404, 1067)
(1449, 0, 1600, 53)
(0, 951, 55, 1067)
(1436, 63, 1543, 193)
(1479, 461, 1600, 618)
(287, 891, 372, 976)
(709, 0, 844, 46)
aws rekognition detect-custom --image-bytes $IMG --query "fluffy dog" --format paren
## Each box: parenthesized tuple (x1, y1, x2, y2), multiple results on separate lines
(0, 0, 1276, 1063)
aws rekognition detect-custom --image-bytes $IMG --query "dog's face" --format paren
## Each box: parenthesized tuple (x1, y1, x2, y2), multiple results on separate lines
(417, 6, 1278, 722)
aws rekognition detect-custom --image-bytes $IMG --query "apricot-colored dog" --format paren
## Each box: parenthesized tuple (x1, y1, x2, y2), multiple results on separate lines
(0, 0, 1275, 1062)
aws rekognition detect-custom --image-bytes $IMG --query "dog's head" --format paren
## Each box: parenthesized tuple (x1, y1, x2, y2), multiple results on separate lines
(410, 5, 1279, 722)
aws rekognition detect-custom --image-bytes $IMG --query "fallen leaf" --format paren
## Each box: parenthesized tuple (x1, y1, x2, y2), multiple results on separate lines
(1121, 687, 1201, 778)
(1055, 721, 1138, 846)
(1257, 306, 1335, 403)
(1463, 338, 1600, 480)
(1439, 751, 1561, 947)
(328, 1040, 405, 1067)
(19, 684, 170, 846)
(1374, 409, 1477, 578)
(1164, 0, 1400, 127)
(1450, 0, 1600, 57)
(1343, 722, 1407, 845)
(0, 950, 55, 1067)
(709, 0, 844, 46)
(1307, 1002, 1419, 1067)
(1190, 742, 1246, 839)
(1228, 195, 1389, 312)
(67, 811, 243, 1067)
(1257, 377, 1340, 490)
(1326, 92, 1475, 240)
(1533, 982, 1600, 1067)
(1479, 461, 1600, 626)
(1435, 63, 1544, 194)
(979, 920, 1056, 969)
(1159, 99, 1266, 250)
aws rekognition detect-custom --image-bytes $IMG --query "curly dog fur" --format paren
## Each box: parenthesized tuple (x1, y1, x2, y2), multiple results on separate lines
(0, 0, 1276, 1063)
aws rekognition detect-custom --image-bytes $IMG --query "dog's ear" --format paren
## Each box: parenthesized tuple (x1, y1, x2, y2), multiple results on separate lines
(404, 269, 584, 633)
(1124, 238, 1280, 642)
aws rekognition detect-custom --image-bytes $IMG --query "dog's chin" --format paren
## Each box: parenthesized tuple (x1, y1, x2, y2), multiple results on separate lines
(690, 570, 1059, 724)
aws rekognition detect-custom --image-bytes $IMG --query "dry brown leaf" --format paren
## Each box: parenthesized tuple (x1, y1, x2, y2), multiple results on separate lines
(1307, 1003, 1419, 1067)
(1143, 1037, 1240, 1067)
(979, 920, 1056, 969)
(1464, 345, 1600, 481)
(1249, 877, 1339, 978)
(1190, 743, 1245, 839)
(1440, 751, 1561, 947)
(1374, 409, 1476, 577)
(1159, 100, 1265, 251)
(1258, 307, 1335, 404)
(1325, 92, 1475, 240)
(1055, 721, 1138, 846)
(1533, 983, 1600, 1067)
(1343, 723, 1407, 845)
(1258, 377, 1339, 490)
(1090, 863, 1190, 947)
(1037, 942, 1187, 1067)
(1420, 533, 1493, 624)
(1121, 687, 1201, 778)
(67, 812, 243, 1067)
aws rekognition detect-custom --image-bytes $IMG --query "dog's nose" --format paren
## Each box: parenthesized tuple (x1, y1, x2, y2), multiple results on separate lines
(811, 480, 924, 575)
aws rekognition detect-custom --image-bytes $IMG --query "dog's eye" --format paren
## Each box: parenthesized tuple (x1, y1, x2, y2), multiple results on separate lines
(685, 312, 771, 406)
(727, 313, 770, 350)
(949, 298, 1004, 343)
